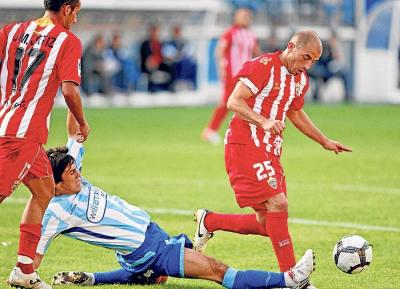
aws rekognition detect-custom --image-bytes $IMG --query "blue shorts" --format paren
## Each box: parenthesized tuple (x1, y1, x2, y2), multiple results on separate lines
(116, 222, 193, 277)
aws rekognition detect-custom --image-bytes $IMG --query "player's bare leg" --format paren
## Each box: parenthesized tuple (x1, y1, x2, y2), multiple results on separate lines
(22, 175, 55, 224)
(183, 248, 313, 288)
(8, 175, 54, 289)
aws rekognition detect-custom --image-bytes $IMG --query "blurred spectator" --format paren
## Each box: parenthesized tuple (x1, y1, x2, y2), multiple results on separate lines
(262, 32, 281, 53)
(164, 26, 197, 91)
(140, 25, 174, 92)
(82, 34, 108, 95)
(322, 0, 342, 26)
(107, 33, 140, 92)
(307, 31, 350, 101)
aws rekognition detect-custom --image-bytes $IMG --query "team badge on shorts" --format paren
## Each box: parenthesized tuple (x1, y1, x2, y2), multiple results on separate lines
(267, 177, 277, 189)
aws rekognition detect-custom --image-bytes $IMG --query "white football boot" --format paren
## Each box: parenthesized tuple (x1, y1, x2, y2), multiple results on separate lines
(193, 209, 213, 253)
(52, 272, 94, 286)
(8, 267, 52, 289)
(284, 249, 315, 289)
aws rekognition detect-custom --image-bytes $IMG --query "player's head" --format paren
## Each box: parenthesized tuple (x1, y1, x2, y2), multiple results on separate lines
(47, 146, 81, 195)
(44, 0, 81, 29)
(282, 30, 323, 75)
(233, 8, 252, 28)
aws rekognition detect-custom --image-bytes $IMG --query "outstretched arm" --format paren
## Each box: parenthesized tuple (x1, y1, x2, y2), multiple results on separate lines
(62, 81, 90, 143)
(287, 108, 352, 154)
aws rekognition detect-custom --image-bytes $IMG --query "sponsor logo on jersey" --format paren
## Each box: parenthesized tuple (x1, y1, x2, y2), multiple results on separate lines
(267, 177, 277, 189)
(87, 187, 107, 223)
(295, 82, 301, 96)
(259, 56, 271, 65)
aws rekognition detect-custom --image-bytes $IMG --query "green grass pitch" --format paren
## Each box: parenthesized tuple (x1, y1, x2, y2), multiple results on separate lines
(1, 104, 399, 288)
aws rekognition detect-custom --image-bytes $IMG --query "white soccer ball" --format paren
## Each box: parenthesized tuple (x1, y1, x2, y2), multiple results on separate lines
(333, 235, 372, 274)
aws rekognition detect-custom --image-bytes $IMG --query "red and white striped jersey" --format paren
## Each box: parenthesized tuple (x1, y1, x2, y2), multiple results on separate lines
(0, 17, 82, 144)
(225, 51, 309, 157)
(222, 25, 257, 78)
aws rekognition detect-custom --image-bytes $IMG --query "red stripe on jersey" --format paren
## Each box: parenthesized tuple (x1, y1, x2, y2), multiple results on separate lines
(226, 51, 309, 157)
(0, 19, 82, 144)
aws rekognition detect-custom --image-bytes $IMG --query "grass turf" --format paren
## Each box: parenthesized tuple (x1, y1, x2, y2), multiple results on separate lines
(1, 104, 399, 288)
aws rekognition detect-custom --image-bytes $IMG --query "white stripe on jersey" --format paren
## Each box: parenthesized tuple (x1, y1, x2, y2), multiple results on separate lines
(16, 28, 65, 138)
(36, 216, 61, 255)
(270, 66, 288, 120)
(0, 22, 38, 135)
(247, 66, 275, 148)
(282, 76, 296, 120)
(239, 77, 258, 94)
(0, 23, 21, 106)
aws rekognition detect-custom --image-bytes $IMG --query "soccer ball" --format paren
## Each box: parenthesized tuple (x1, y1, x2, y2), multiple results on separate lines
(333, 235, 373, 274)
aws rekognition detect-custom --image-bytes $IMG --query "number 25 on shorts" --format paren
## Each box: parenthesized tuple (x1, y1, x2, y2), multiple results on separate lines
(253, 161, 276, 181)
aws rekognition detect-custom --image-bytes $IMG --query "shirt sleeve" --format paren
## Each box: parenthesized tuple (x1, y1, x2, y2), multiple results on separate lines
(290, 73, 309, 111)
(36, 212, 64, 255)
(67, 137, 85, 172)
(57, 35, 82, 85)
(236, 55, 273, 95)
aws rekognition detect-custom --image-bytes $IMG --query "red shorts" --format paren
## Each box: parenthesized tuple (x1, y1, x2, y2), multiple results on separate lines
(224, 143, 286, 208)
(0, 138, 52, 197)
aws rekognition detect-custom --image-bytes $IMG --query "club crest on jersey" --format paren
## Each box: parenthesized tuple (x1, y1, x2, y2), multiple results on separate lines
(87, 187, 107, 223)
(267, 177, 277, 189)
(273, 83, 280, 90)
(259, 56, 271, 65)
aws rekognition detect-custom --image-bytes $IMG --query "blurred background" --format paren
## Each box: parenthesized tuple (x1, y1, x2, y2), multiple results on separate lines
(0, 0, 398, 107)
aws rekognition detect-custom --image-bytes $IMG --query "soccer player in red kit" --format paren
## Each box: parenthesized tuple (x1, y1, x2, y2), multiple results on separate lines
(201, 7, 260, 144)
(0, 0, 89, 288)
(194, 31, 352, 289)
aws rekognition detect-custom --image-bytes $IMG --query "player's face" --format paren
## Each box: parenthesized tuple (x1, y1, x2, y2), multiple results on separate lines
(63, 2, 81, 29)
(57, 163, 82, 195)
(287, 42, 322, 75)
(236, 9, 252, 27)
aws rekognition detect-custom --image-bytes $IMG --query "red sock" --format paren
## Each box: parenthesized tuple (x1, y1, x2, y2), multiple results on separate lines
(265, 212, 296, 272)
(204, 212, 268, 236)
(208, 104, 229, 131)
(17, 223, 41, 274)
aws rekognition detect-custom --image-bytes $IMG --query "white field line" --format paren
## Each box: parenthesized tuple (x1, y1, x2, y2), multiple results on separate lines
(5, 198, 398, 233)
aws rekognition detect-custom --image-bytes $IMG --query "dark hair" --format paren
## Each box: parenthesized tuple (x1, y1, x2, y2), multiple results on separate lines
(46, 146, 76, 184)
(44, 0, 80, 12)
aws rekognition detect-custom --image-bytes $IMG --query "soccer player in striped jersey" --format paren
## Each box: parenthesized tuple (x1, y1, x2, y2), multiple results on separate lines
(194, 31, 352, 289)
(33, 113, 315, 289)
(0, 1, 89, 288)
(201, 7, 260, 144)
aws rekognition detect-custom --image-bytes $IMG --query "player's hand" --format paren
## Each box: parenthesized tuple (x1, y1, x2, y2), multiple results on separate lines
(261, 119, 285, 134)
(322, 139, 352, 154)
(76, 120, 90, 143)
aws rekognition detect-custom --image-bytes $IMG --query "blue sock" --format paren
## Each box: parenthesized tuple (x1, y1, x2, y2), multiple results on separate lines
(94, 269, 138, 285)
(222, 267, 286, 289)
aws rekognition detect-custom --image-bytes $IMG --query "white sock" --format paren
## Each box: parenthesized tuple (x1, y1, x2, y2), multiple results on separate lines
(17, 255, 33, 264)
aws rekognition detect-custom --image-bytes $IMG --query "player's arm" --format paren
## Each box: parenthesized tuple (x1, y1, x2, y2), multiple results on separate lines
(286, 108, 352, 154)
(215, 38, 228, 81)
(67, 109, 79, 138)
(227, 81, 284, 134)
(62, 81, 90, 142)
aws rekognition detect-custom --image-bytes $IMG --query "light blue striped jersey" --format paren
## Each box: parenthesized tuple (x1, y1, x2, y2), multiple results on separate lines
(37, 139, 151, 255)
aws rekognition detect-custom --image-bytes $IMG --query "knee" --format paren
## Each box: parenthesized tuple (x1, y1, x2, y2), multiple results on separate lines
(266, 196, 288, 212)
(209, 258, 229, 283)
